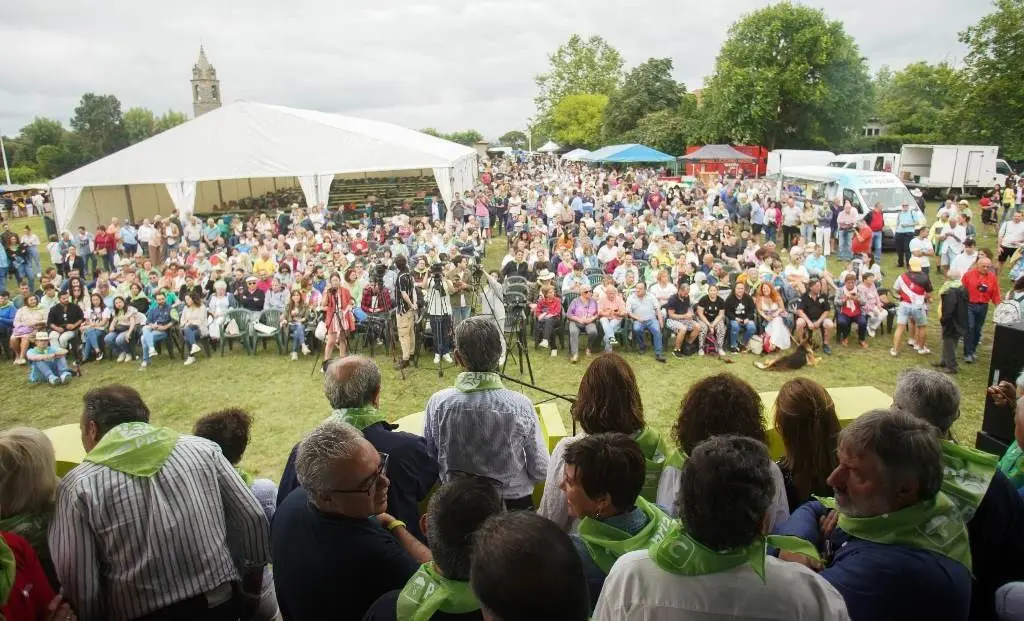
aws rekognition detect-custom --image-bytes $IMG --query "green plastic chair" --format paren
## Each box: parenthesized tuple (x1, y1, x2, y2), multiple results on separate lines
(252, 309, 285, 354)
(220, 308, 254, 356)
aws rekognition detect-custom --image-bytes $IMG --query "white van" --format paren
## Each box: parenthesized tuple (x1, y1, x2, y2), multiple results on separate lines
(828, 153, 900, 173)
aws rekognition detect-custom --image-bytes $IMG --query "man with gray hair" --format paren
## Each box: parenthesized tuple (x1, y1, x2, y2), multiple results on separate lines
(271, 419, 432, 621)
(775, 409, 971, 620)
(935, 268, 968, 373)
(277, 356, 438, 540)
(892, 368, 1024, 620)
(424, 316, 549, 510)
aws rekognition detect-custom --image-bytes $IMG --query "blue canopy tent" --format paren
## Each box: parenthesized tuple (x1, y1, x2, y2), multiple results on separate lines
(582, 143, 676, 163)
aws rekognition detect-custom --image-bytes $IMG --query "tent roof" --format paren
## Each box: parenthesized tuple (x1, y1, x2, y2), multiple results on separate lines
(561, 148, 591, 161)
(537, 140, 561, 153)
(49, 101, 476, 189)
(679, 144, 755, 162)
(583, 144, 676, 163)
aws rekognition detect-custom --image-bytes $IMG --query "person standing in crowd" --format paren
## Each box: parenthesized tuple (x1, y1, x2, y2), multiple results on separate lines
(936, 269, 969, 374)
(891, 369, 1024, 620)
(894, 201, 924, 268)
(322, 272, 354, 364)
(362, 477, 502, 621)
(566, 283, 599, 363)
(773, 378, 840, 512)
(424, 317, 548, 510)
(998, 210, 1024, 271)
(447, 255, 473, 327)
(595, 435, 848, 620)
(470, 512, 589, 621)
(962, 256, 1000, 363)
(562, 433, 672, 612)
(775, 409, 971, 621)
(278, 356, 437, 540)
(890, 257, 933, 357)
(393, 254, 417, 371)
(627, 281, 666, 363)
(273, 419, 431, 621)
(50, 385, 270, 621)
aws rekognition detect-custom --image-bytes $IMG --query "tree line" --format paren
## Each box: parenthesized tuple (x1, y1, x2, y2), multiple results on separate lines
(2, 94, 188, 184)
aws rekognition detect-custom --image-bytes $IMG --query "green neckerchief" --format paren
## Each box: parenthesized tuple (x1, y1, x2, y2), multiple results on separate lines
(941, 440, 998, 522)
(634, 427, 670, 503)
(0, 535, 14, 616)
(0, 514, 49, 558)
(236, 467, 254, 487)
(454, 372, 504, 393)
(650, 520, 820, 582)
(998, 440, 1024, 490)
(938, 279, 964, 297)
(578, 497, 673, 574)
(817, 494, 972, 571)
(665, 448, 687, 470)
(396, 562, 479, 621)
(328, 406, 388, 430)
(83, 422, 180, 478)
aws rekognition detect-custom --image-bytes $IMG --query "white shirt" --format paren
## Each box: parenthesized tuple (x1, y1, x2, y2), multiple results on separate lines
(597, 245, 620, 264)
(593, 550, 850, 621)
(950, 251, 979, 276)
(1000, 220, 1024, 249)
(657, 463, 790, 531)
(649, 282, 676, 307)
(908, 237, 933, 267)
(940, 224, 966, 255)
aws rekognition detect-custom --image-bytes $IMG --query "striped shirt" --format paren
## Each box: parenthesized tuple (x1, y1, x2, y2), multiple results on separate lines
(49, 435, 271, 621)
(424, 387, 549, 500)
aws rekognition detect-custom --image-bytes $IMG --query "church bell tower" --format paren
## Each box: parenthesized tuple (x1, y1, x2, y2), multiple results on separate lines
(191, 45, 221, 117)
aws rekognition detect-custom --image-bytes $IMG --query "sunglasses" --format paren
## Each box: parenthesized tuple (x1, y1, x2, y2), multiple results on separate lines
(327, 452, 390, 496)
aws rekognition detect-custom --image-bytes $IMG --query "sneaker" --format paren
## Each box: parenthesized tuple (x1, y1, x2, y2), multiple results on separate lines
(48, 376, 59, 385)
(538, 339, 549, 349)
(655, 355, 667, 363)
(301, 343, 311, 355)
(433, 354, 441, 364)
(673, 350, 684, 358)
(917, 347, 931, 355)
(95, 352, 104, 361)
(60, 373, 72, 384)
(13, 357, 25, 365)
(551, 349, 557, 357)
(890, 348, 898, 357)
(190, 344, 201, 355)
(148, 347, 158, 358)
(184, 356, 197, 366)
(822, 344, 832, 355)
(907, 339, 917, 348)
(570, 355, 578, 363)
(965, 354, 976, 363)
(608, 336, 618, 345)
(443, 353, 453, 363)
(698, 349, 705, 356)
(867, 327, 876, 338)
(290, 352, 298, 361)
(139, 362, 148, 370)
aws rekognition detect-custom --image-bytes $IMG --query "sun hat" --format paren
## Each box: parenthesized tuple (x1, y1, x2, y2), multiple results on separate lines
(536, 269, 555, 281)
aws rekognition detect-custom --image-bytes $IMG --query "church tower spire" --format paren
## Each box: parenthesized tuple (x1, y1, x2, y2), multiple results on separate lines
(191, 45, 221, 117)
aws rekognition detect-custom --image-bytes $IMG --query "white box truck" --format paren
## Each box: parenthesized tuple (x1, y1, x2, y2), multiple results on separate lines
(828, 153, 900, 173)
(896, 144, 1004, 198)
(766, 150, 836, 176)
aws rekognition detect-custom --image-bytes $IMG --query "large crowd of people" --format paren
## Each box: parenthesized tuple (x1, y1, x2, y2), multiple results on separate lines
(2, 156, 1023, 383)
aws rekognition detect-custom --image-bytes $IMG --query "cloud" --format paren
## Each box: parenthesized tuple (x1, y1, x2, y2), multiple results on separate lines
(0, 0, 991, 140)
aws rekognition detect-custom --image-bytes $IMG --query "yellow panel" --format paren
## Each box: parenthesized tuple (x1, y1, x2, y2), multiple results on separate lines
(45, 424, 86, 477)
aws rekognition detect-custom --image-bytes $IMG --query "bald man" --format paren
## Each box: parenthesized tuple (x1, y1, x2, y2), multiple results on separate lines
(277, 356, 439, 540)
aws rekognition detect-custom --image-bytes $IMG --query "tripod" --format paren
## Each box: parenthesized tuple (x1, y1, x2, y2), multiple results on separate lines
(500, 305, 534, 384)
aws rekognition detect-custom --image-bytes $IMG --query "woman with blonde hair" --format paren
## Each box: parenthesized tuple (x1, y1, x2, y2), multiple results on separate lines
(0, 427, 59, 588)
(773, 378, 841, 512)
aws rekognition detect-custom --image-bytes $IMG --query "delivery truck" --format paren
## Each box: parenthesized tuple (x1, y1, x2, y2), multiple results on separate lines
(828, 153, 900, 173)
(896, 144, 1007, 198)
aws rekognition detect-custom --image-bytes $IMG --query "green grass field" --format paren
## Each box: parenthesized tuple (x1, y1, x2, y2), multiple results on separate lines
(0, 209, 1005, 480)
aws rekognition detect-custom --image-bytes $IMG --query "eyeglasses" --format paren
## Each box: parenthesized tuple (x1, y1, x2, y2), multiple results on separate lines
(327, 452, 390, 496)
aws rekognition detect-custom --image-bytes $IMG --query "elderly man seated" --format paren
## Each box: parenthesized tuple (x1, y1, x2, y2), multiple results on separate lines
(774, 409, 971, 621)
(626, 282, 666, 363)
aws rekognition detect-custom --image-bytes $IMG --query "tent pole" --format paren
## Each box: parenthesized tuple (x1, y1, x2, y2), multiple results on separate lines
(272, 178, 278, 192)
(247, 178, 254, 199)
(123, 185, 136, 223)
(217, 180, 225, 210)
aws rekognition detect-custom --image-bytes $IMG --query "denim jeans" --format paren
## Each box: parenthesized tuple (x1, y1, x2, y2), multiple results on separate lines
(871, 231, 882, 263)
(26, 246, 41, 277)
(801, 223, 815, 245)
(632, 319, 663, 356)
(837, 313, 868, 342)
(82, 328, 105, 359)
(452, 306, 471, 327)
(183, 325, 201, 347)
(290, 322, 306, 352)
(765, 225, 777, 244)
(838, 229, 853, 260)
(600, 318, 622, 350)
(965, 303, 988, 357)
(104, 331, 132, 354)
(141, 327, 168, 362)
(30, 357, 69, 382)
(430, 315, 453, 355)
(729, 319, 756, 349)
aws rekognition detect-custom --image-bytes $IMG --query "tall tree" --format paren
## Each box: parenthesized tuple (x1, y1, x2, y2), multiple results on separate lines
(499, 130, 528, 149)
(17, 117, 65, 162)
(534, 35, 623, 115)
(445, 130, 484, 146)
(877, 62, 961, 139)
(123, 107, 157, 145)
(70, 93, 127, 157)
(699, 2, 872, 149)
(155, 110, 188, 132)
(623, 94, 700, 156)
(420, 128, 443, 138)
(550, 94, 608, 149)
(957, 0, 1024, 158)
(603, 58, 684, 140)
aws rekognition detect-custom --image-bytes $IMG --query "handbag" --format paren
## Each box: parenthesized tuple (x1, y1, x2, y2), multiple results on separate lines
(748, 334, 764, 355)
(225, 318, 240, 337)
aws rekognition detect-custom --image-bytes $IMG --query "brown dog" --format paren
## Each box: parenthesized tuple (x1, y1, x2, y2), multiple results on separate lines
(755, 338, 819, 371)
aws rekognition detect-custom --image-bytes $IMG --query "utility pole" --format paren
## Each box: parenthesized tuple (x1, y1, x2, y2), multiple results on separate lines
(0, 131, 11, 186)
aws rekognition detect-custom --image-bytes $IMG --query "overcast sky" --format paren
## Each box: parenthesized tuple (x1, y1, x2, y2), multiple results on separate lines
(1, 0, 991, 141)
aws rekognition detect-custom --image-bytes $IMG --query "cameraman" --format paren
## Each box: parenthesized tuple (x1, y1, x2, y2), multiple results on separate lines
(447, 255, 472, 327)
(361, 266, 393, 315)
(393, 255, 417, 370)
(424, 262, 454, 365)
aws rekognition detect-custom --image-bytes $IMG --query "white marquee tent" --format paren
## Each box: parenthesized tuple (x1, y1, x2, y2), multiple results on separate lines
(537, 141, 561, 153)
(49, 101, 478, 232)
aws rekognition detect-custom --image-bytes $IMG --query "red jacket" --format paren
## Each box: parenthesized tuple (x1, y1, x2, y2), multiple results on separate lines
(534, 296, 562, 319)
(1, 531, 56, 621)
(868, 209, 885, 232)
(94, 230, 116, 253)
(962, 268, 1001, 304)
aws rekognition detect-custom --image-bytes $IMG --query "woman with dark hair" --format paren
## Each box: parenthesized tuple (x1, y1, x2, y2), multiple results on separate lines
(773, 378, 841, 512)
(656, 372, 790, 528)
(538, 353, 670, 530)
(561, 433, 671, 612)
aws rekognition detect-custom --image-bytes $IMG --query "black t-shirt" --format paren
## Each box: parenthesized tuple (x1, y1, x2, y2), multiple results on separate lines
(362, 588, 485, 621)
(272, 488, 420, 621)
(47, 302, 84, 328)
(663, 294, 691, 318)
(397, 271, 416, 313)
(724, 293, 754, 321)
(697, 296, 724, 321)
(800, 292, 831, 321)
(238, 288, 265, 312)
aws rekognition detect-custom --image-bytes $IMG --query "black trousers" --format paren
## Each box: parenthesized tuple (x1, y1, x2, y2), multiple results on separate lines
(134, 586, 239, 621)
(894, 232, 913, 267)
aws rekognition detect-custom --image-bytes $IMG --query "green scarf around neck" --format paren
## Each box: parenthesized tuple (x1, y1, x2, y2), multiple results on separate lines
(0, 535, 14, 617)
(650, 521, 820, 582)
(328, 406, 388, 430)
(236, 467, 254, 487)
(817, 493, 972, 571)
(396, 563, 479, 621)
(665, 448, 687, 470)
(454, 372, 504, 393)
(578, 497, 673, 574)
(938, 279, 964, 297)
(941, 440, 998, 522)
(635, 427, 671, 503)
(999, 440, 1024, 490)
(83, 422, 179, 478)
(0, 514, 49, 559)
